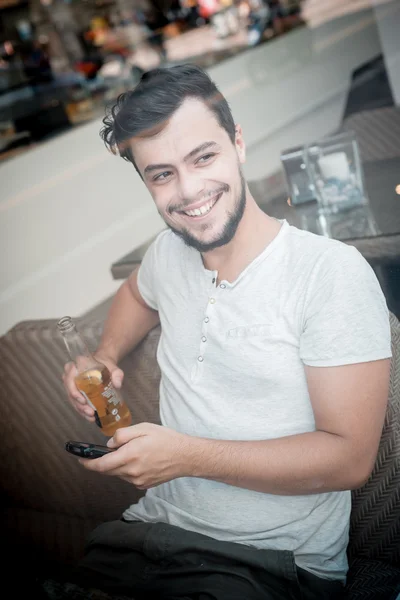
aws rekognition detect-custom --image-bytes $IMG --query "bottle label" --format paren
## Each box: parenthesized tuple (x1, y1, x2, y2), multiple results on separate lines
(101, 382, 122, 407)
(79, 390, 102, 429)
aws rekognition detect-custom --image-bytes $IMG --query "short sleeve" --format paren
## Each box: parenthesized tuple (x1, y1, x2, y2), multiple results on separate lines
(136, 237, 160, 311)
(299, 244, 392, 367)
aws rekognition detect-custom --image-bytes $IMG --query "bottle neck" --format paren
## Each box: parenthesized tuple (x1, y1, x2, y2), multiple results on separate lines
(58, 317, 100, 373)
(62, 329, 92, 363)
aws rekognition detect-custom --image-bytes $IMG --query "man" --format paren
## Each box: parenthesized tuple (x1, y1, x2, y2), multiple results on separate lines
(63, 64, 391, 599)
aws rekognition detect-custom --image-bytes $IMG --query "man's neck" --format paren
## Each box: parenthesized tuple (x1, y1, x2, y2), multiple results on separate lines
(201, 193, 282, 283)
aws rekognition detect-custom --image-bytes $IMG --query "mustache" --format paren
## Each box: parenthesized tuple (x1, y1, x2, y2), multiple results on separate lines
(168, 184, 229, 214)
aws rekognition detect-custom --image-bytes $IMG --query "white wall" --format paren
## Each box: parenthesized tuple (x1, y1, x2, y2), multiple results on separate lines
(1, 123, 165, 333)
(217, 6, 381, 179)
(0, 6, 382, 335)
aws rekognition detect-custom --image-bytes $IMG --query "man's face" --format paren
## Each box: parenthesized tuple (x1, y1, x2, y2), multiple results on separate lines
(131, 98, 247, 253)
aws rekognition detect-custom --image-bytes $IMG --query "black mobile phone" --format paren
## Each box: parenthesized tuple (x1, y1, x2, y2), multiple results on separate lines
(65, 441, 114, 459)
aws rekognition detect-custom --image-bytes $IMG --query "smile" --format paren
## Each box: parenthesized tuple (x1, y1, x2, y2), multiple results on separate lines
(180, 193, 222, 219)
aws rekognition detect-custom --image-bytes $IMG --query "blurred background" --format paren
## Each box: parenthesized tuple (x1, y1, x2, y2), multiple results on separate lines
(1, 0, 399, 335)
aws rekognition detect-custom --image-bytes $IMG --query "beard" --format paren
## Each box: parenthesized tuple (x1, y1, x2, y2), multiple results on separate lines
(165, 170, 247, 253)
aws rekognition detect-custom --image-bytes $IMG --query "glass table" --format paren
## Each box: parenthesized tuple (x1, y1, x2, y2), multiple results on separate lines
(249, 157, 400, 266)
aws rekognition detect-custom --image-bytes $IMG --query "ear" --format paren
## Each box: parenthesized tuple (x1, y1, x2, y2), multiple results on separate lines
(235, 124, 246, 164)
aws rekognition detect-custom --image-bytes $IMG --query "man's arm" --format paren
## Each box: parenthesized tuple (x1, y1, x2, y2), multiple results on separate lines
(95, 267, 160, 364)
(82, 358, 390, 495)
(186, 359, 390, 494)
(62, 267, 159, 422)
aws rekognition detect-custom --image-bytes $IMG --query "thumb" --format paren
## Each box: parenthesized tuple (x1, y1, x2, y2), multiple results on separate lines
(110, 367, 124, 389)
(93, 353, 124, 388)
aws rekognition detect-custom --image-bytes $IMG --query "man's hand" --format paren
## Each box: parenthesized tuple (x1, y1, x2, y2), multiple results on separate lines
(79, 423, 192, 489)
(61, 355, 124, 423)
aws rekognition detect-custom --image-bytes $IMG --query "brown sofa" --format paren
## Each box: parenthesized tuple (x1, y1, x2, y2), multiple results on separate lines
(1, 307, 399, 598)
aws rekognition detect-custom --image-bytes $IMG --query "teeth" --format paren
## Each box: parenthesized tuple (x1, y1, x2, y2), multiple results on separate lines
(184, 198, 216, 217)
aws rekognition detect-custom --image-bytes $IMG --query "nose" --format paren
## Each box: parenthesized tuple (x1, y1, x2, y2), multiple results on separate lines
(177, 171, 205, 206)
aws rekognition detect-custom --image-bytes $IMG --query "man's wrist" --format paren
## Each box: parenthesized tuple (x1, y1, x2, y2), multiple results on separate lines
(94, 346, 119, 366)
(181, 435, 219, 479)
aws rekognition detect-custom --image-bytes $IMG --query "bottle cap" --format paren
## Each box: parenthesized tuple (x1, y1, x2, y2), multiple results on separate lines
(57, 316, 75, 333)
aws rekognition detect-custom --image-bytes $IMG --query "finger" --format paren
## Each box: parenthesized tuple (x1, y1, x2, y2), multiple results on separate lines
(62, 362, 86, 404)
(63, 381, 94, 417)
(111, 368, 124, 389)
(68, 392, 89, 409)
(83, 406, 96, 418)
(69, 400, 95, 421)
(73, 402, 95, 418)
(66, 391, 93, 416)
(84, 415, 96, 423)
(78, 447, 129, 473)
(92, 355, 123, 388)
(107, 423, 148, 448)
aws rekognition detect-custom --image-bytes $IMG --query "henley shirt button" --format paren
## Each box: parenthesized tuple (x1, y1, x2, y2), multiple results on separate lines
(210, 298, 216, 304)
(204, 317, 209, 323)
(201, 336, 207, 342)
(220, 283, 226, 289)
(198, 356, 204, 362)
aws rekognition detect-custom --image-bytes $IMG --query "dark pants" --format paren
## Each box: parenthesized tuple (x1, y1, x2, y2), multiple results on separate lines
(70, 519, 345, 600)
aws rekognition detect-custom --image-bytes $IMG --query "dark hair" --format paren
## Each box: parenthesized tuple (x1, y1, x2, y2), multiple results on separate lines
(100, 64, 236, 173)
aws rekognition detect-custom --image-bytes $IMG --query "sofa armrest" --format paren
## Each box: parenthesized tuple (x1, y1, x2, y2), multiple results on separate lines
(0, 317, 161, 526)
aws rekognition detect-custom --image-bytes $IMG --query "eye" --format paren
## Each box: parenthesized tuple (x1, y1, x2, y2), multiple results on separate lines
(153, 171, 172, 182)
(196, 153, 216, 164)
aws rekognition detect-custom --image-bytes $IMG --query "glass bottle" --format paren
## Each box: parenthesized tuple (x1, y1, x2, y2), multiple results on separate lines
(57, 316, 132, 437)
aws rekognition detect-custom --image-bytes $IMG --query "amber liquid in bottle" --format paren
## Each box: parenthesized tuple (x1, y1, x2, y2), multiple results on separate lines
(75, 365, 132, 437)
(58, 316, 132, 437)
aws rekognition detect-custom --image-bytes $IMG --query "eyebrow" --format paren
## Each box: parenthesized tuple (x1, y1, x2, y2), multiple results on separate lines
(143, 141, 218, 175)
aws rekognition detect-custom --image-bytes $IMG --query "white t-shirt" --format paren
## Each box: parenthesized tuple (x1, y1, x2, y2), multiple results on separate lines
(123, 219, 392, 582)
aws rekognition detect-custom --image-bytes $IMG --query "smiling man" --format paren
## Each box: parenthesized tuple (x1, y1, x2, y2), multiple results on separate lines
(62, 64, 392, 600)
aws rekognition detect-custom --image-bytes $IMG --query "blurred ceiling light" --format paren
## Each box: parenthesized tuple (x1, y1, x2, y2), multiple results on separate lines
(396, 185, 400, 195)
